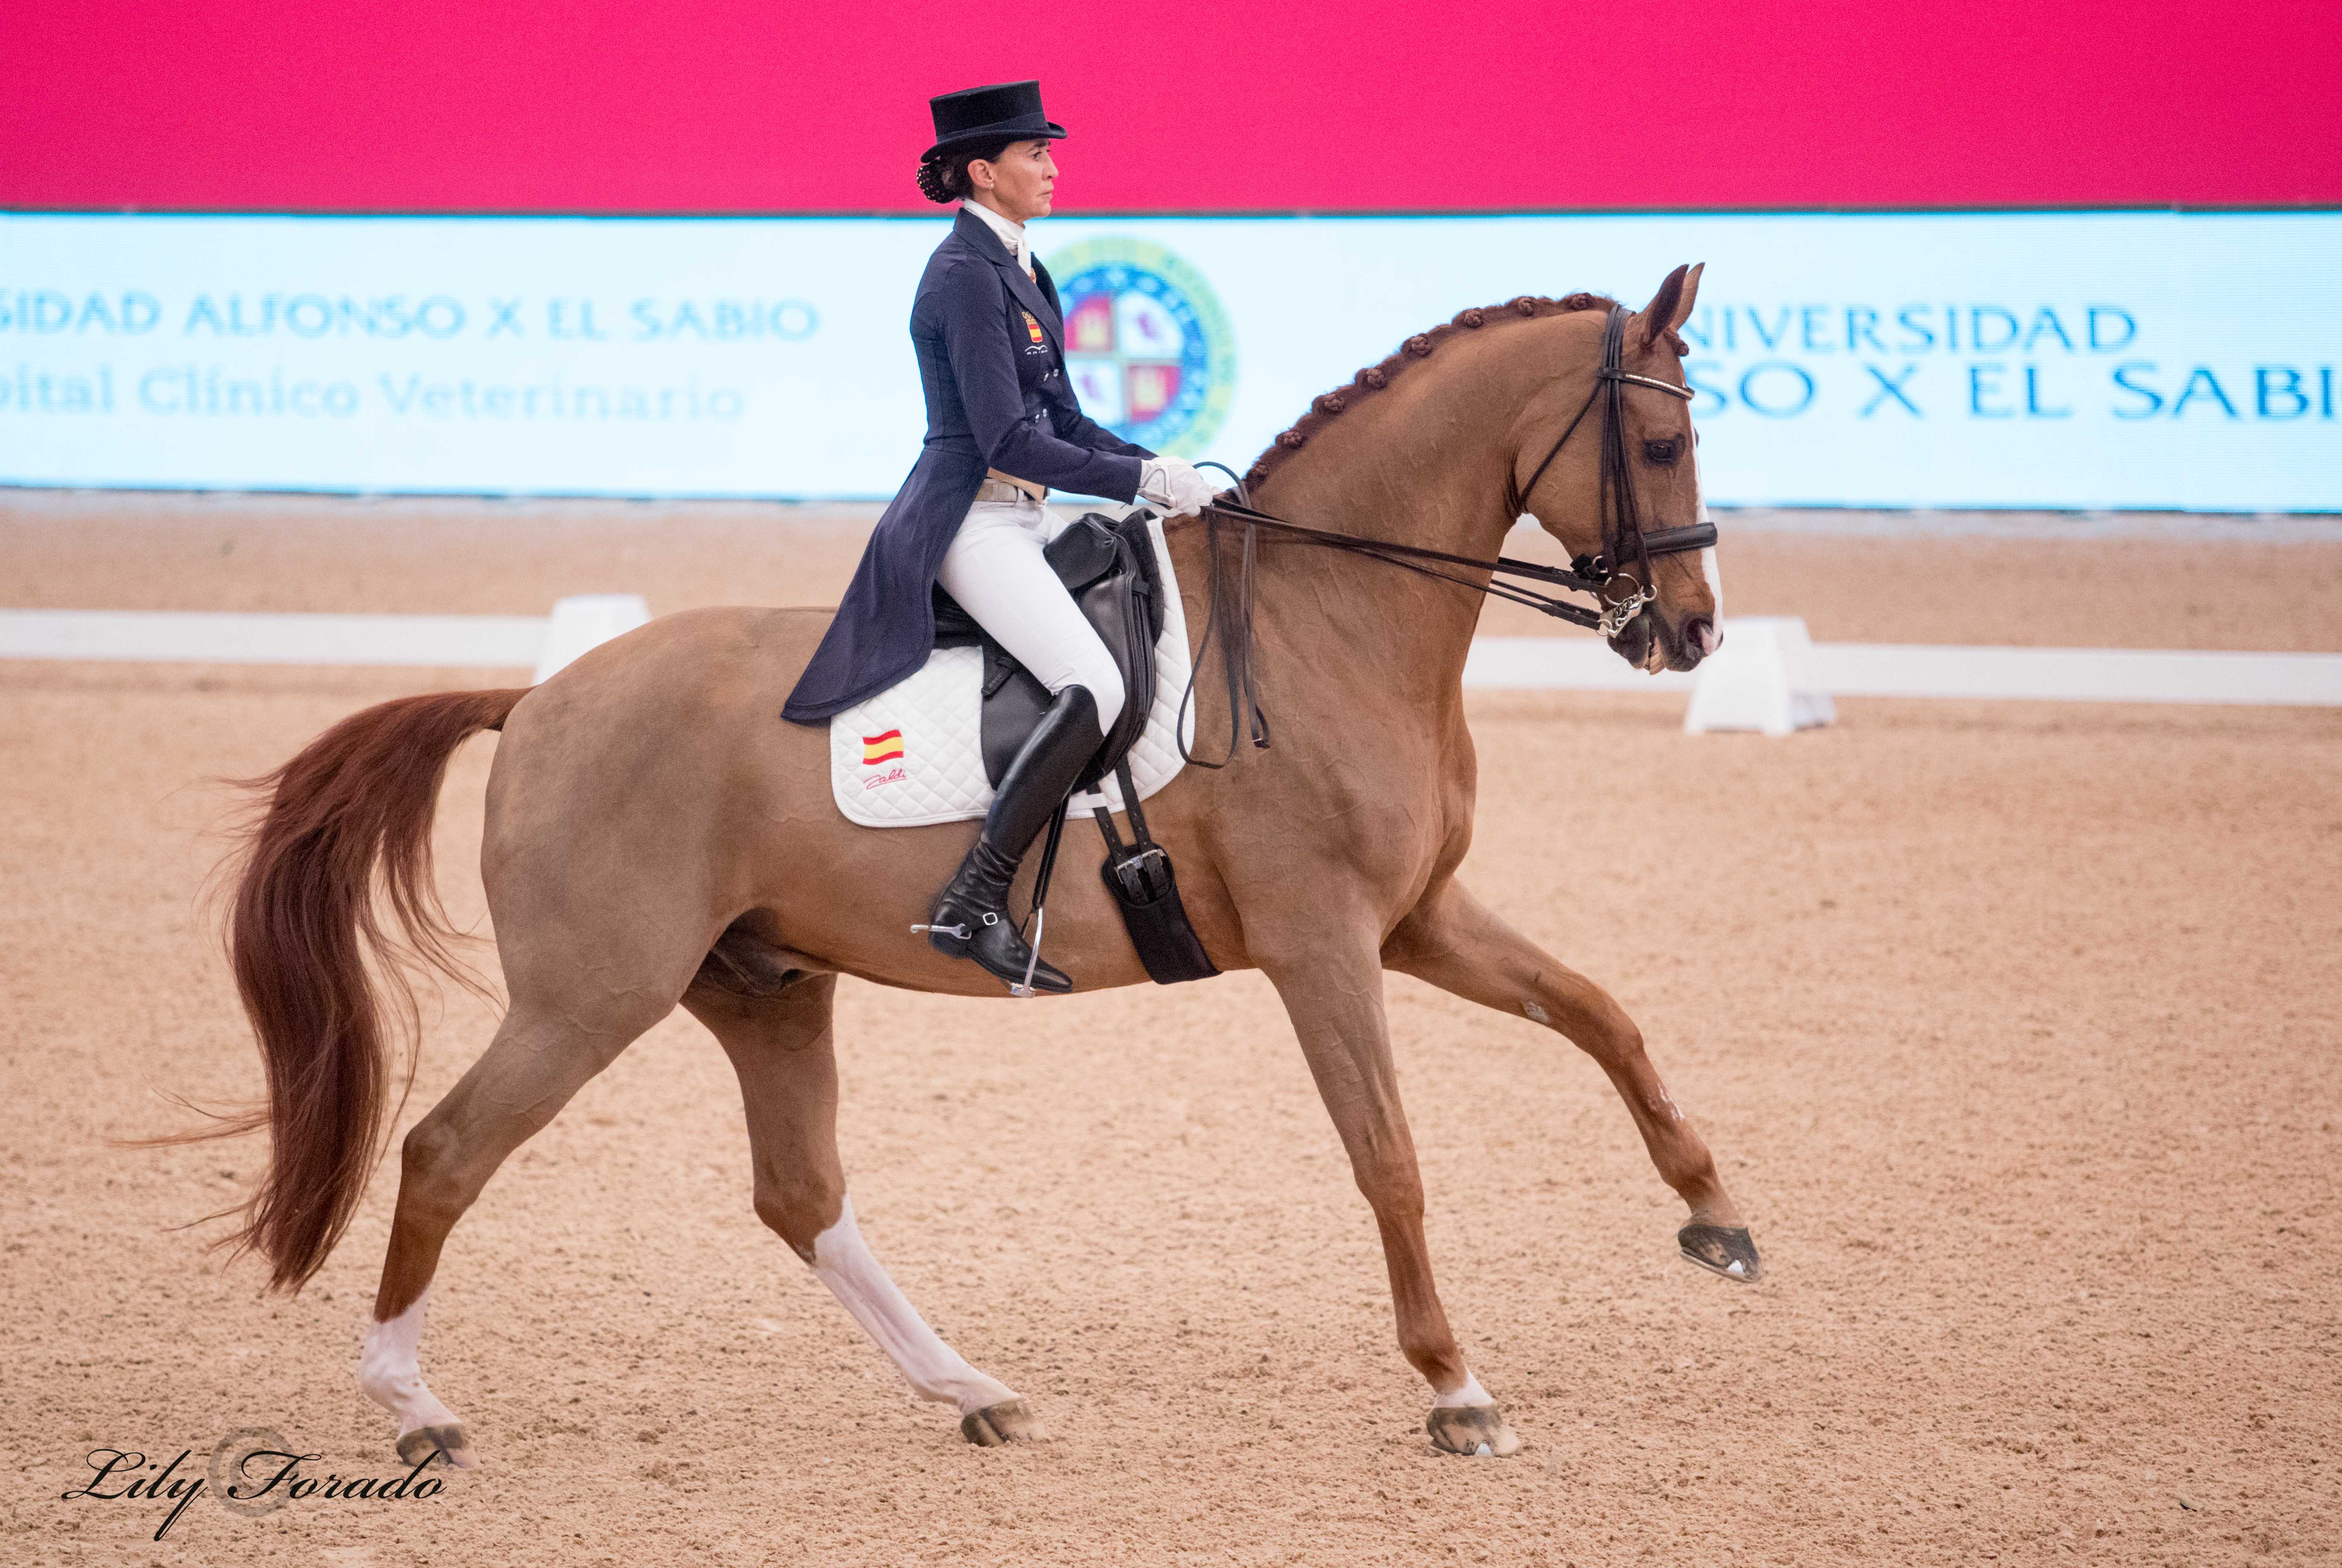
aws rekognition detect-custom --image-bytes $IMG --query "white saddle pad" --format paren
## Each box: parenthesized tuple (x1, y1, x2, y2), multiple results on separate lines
(829, 513, 1194, 827)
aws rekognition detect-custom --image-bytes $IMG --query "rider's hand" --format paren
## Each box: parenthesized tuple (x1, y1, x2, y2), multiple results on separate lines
(1138, 456, 1220, 517)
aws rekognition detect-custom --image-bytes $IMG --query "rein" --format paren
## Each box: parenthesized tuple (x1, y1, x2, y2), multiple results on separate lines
(1169, 303, 1712, 768)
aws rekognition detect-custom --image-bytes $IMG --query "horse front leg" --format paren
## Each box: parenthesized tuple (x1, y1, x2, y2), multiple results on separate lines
(1384, 876, 1760, 1281)
(1257, 931, 1522, 1458)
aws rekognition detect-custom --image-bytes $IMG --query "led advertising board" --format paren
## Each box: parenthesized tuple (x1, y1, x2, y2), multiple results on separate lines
(2, 211, 2335, 510)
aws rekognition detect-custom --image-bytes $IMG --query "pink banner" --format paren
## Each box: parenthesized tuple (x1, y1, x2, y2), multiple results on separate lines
(4, 1, 2336, 214)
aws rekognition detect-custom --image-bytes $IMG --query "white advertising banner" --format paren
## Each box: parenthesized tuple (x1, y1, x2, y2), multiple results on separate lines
(2, 211, 2335, 510)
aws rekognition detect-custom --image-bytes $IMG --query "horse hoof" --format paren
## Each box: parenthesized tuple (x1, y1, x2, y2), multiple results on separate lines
(960, 1399, 1052, 1446)
(1679, 1222, 1762, 1283)
(1426, 1404, 1521, 1458)
(395, 1423, 473, 1469)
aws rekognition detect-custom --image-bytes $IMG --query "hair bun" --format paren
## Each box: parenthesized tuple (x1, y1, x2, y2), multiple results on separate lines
(914, 154, 955, 204)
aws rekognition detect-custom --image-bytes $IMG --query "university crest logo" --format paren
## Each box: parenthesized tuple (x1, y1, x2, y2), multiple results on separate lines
(1044, 238, 1236, 457)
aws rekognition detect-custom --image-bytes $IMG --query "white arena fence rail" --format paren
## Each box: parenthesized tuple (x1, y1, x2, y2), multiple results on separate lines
(0, 595, 653, 687)
(4, 603, 2338, 734)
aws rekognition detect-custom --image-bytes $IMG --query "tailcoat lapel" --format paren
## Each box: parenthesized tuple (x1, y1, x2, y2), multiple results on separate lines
(1031, 259, 1065, 340)
(954, 206, 1062, 353)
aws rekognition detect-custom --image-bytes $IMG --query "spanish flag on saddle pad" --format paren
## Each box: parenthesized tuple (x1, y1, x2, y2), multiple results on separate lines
(862, 729, 904, 764)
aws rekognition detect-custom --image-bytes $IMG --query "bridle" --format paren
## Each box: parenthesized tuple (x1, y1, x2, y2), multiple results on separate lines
(1510, 302, 1705, 637)
(1171, 303, 1713, 767)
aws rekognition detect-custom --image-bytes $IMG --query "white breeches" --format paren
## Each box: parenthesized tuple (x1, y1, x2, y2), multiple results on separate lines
(936, 493, 1125, 739)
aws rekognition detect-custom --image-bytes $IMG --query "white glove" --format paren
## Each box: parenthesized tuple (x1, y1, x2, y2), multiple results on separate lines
(1138, 455, 1219, 516)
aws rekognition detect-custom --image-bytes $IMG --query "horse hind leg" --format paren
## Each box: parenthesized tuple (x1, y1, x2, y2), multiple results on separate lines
(360, 941, 697, 1466)
(681, 964, 1046, 1445)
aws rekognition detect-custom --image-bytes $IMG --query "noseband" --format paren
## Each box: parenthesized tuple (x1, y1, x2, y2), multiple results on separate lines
(1175, 303, 1714, 766)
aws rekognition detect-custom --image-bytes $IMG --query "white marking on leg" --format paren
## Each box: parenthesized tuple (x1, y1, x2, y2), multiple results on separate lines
(1521, 999, 1552, 1026)
(1433, 1370, 1493, 1409)
(357, 1290, 462, 1440)
(806, 1194, 1018, 1417)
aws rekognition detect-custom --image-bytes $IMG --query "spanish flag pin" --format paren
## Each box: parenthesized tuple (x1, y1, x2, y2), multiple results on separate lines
(1022, 310, 1045, 344)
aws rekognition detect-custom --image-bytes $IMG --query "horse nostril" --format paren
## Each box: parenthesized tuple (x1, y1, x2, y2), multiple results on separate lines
(1683, 617, 1720, 658)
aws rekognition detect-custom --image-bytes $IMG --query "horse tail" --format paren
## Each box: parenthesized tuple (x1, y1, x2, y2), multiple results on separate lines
(206, 687, 528, 1292)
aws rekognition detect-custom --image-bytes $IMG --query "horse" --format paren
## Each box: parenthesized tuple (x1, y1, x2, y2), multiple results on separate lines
(201, 262, 1755, 1465)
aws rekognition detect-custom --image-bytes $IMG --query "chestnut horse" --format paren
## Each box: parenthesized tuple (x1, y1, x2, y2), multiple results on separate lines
(207, 263, 1756, 1465)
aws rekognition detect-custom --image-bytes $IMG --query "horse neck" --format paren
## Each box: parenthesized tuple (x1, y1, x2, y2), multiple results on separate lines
(1232, 337, 1545, 706)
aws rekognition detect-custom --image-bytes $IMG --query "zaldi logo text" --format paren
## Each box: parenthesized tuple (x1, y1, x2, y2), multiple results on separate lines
(1045, 238, 1236, 458)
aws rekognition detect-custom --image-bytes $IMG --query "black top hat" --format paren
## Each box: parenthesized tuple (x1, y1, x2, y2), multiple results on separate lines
(924, 81, 1067, 162)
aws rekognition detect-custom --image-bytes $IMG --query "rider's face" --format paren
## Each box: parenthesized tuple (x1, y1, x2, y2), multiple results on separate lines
(971, 140, 1057, 223)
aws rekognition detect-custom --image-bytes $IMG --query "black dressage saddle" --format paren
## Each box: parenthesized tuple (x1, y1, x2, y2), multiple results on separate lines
(928, 506, 1217, 986)
(930, 508, 1165, 791)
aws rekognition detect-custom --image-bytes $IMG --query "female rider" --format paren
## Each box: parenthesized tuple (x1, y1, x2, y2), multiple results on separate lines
(782, 81, 1218, 993)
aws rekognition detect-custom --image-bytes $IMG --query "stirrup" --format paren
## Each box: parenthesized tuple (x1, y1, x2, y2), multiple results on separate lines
(1008, 909, 1048, 997)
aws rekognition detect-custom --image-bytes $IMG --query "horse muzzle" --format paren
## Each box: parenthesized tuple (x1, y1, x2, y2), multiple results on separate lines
(1612, 611, 1720, 673)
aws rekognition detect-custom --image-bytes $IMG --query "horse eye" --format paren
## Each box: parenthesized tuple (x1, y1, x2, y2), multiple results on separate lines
(1643, 439, 1679, 465)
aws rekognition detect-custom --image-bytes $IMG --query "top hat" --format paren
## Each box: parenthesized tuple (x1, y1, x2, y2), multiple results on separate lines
(924, 81, 1066, 162)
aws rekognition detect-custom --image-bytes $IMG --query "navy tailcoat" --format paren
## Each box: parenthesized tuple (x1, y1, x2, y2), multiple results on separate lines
(781, 207, 1152, 723)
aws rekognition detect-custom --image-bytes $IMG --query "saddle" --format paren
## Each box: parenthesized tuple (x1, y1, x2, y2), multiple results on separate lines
(928, 506, 1217, 986)
(930, 508, 1165, 791)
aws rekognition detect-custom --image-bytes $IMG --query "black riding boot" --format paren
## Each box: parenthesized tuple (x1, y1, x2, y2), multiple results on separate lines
(923, 684, 1101, 993)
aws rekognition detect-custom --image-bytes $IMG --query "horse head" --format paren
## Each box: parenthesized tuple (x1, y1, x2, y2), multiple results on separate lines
(1517, 264, 1720, 672)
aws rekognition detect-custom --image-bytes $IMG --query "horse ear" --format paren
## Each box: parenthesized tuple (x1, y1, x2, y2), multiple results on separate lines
(1636, 263, 1701, 347)
(1676, 262, 1705, 327)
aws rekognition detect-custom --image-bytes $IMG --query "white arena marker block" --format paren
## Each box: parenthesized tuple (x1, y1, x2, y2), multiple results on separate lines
(533, 594, 651, 684)
(1682, 616, 1836, 736)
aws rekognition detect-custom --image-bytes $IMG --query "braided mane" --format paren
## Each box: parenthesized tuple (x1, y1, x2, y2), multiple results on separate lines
(1241, 291, 1618, 492)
